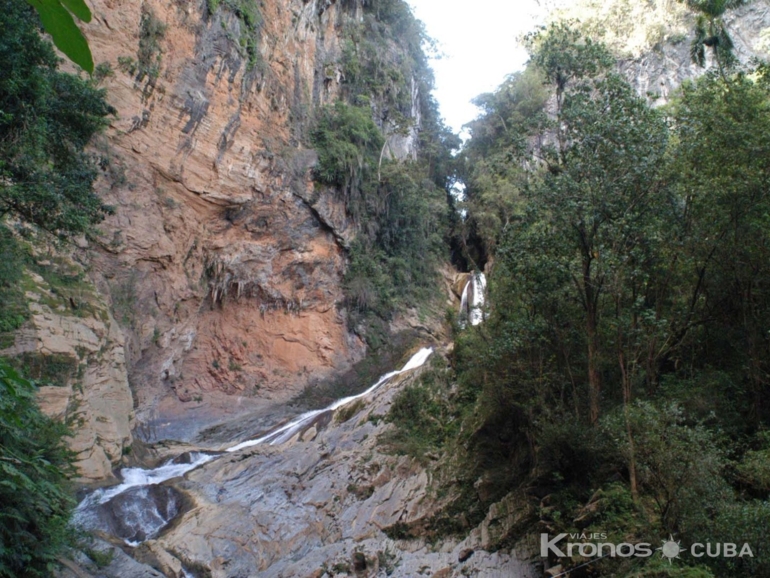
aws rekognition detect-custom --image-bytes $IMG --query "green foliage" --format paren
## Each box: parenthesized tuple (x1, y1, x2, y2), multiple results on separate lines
(0, 359, 75, 577)
(551, 0, 691, 58)
(383, 357, 459, 460)
(0, 228, 29, 333)
(449, 22, 770, 576)
(311, 101, 383, 208)
(93, 61, 114, 83)
(604, 403, 732, 534)
(0, 0, 114, 236)
(137, 6, 166, 82)
(311, 97, 453, 335)
(526, 21, 614, 100)
(335, 399, 365, 424)
(83, 546, 113, 569)
(13, 352, 78, 388)
(735, 432, 770, 492)
(676, 0, 750, 69)
(24, 0, 94, 73)
(208, 0, 263, 69)
(340, 161, 450, 336)
(305, 0, 459, 337)
(340, 0, 433, 120)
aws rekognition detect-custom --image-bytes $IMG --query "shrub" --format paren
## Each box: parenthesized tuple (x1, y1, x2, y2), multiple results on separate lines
(0, 360, 75, 577)
(0, 228, 28, 333)
(137, 7, 166, 82)
(311, 101, 383, 204)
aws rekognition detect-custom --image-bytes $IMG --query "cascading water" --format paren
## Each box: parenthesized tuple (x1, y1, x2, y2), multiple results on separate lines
(72, 347, 434, 545)
(73, 451, 217, 544)
(227, 346, 433, 452)
(460, 271, 487, 327)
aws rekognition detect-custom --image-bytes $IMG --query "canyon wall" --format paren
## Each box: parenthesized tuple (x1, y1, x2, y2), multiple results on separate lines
(618, 0, 770, 102)
(83, 0, 369, 444)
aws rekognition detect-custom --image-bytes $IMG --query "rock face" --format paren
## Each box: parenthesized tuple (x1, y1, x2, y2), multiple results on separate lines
(0, 260, 133, 482)
(72, 0, 382, 444)
(620, 0, 770, 103)
(143, 353, 537, 578)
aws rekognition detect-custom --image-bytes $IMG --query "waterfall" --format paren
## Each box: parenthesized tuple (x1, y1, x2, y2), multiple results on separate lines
(459, 278, 470, 317)
(73, 347, 434, 545)
(459, 271, 487, 327)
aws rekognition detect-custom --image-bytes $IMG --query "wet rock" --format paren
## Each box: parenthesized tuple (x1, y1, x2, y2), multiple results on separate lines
(56, 539, 164, 578)
(82, 485, 183, 544)
(151, 363, 537, 577)
(134, 540, 185, 578)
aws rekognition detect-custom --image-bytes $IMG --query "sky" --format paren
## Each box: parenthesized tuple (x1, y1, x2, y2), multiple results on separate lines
(408, 0, 554, 134)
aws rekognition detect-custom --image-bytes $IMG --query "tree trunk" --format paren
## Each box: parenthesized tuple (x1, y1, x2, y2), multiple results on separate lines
(584, 254, 601, 425)
(587, 314, 601, 425)
(619, 344, 639, 501)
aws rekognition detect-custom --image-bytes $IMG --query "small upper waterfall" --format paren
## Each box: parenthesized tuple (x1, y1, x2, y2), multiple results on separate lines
(459, 271, 487, 327)
(72, 347, 434, 545)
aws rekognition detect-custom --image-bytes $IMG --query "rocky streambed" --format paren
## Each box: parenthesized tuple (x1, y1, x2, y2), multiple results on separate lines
(63, 345, 535, 578)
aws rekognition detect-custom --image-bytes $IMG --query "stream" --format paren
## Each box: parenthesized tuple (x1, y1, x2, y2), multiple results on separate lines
(72, 347, 435, 546)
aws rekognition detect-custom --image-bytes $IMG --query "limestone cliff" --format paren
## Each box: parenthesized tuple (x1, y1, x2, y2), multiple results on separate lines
(555, 0, 770, 103)
(620, 0, 770, 103)
(80, 0, 371, 445)
(0, 249, 133, 482)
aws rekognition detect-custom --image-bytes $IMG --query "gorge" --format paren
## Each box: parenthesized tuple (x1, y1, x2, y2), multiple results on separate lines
(5, 0, 770, 577)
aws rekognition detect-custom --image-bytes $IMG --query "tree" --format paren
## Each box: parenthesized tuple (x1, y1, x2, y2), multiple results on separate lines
(0, 0, 113, 237)
(451, 19, 770, 578)
(522, 25, 670, 426)
(676, 0, 751, 70)
(669, 71, 770, 425)
(0, 6, 111, 570)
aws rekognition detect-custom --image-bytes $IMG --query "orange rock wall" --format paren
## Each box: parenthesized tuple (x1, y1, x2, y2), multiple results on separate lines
(79, 0, 365, 435)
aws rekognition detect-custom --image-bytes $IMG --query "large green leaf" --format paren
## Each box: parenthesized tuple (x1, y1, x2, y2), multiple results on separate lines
(25, 0, 94, 73)
(58, 0, 91, 22)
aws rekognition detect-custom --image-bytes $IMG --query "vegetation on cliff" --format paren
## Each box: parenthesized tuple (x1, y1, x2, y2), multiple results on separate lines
(0, 0, 112, 334)
(310, 0, 459, 346)
(0, 361, 75, 578)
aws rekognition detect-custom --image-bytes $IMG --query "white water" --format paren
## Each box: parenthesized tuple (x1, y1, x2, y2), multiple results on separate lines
(76, 452, 216, 511)
(73, 347, 433, 544)
(460, 272, 487, 327)
(460, 278, 470, 318)
(469, 272, 487, 326)
(227, 346, 433, 452)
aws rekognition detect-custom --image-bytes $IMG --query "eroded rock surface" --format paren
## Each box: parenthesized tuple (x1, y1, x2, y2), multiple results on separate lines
(144, 355, 537, 577)
(0, 263, 133, 482)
